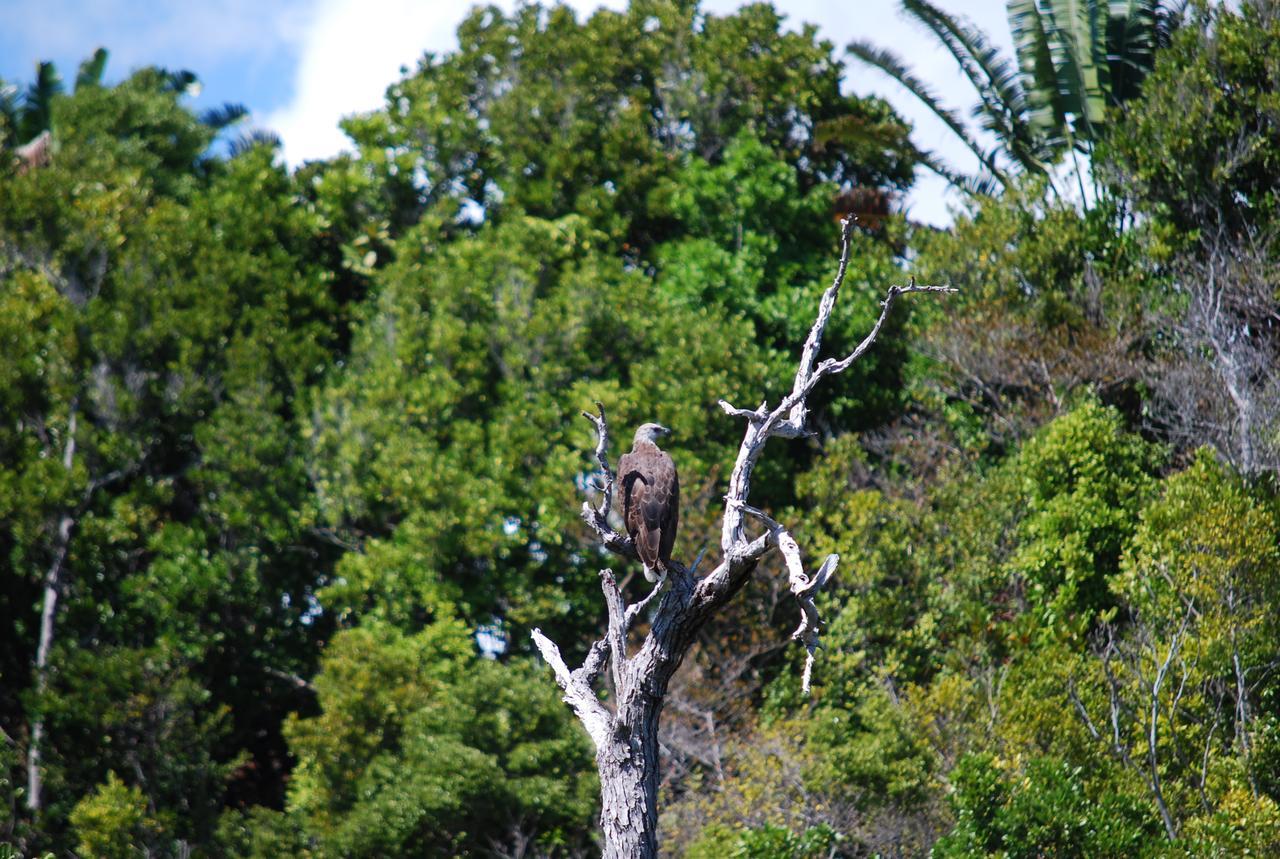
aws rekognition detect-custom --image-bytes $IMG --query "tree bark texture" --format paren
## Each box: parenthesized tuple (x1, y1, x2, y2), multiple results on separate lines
(597, 717, 660, 859)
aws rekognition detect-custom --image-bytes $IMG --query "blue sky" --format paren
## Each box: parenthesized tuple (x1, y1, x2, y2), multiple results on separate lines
(1, 0, 1016, 225)
(0, 0, 309, 120)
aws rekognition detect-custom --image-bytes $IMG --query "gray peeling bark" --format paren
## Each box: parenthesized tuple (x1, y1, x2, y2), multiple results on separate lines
(532, 218, 953, 858)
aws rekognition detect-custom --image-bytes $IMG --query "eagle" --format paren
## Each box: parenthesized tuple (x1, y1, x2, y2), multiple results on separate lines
(617, 423, 679, 582)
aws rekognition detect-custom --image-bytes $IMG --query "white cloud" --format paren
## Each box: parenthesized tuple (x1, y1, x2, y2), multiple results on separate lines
(266, 0, 626, 165)
(265, 0, 461, 165)
(268, 0, 1013, 224)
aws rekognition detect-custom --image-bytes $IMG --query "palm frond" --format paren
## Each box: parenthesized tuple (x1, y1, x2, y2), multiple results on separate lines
(1106, 2, 1157, 103)
(227, 129, 281, 158)
(814, 113, 912, 154)
(915, 147, 1002, 198)
(0, 81, 18, 147)
(847, 38, 1007, 186)
(20, 61, 63, 142)
(201, 103, 249, 130)
(1041, 0, 1108, 139)
(75, 47, 109, 91)
(1154, 0, 1189, 48)
(162, 69, 199, 95)
(1009, 0, 1068, 141)
(0, 81, 17, 122)
(905, 0, 1028, 116)
(902, 0, 1053, 173)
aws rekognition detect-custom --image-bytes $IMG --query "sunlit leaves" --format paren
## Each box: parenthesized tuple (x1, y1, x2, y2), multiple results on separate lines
(283, 620, 597, 856)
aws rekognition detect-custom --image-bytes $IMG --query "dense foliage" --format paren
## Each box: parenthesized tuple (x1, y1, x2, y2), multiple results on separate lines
(2, 1, 1278, 856)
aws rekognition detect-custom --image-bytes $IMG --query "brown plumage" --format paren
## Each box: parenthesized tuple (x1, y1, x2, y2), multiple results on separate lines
(617, 423, 679, 582)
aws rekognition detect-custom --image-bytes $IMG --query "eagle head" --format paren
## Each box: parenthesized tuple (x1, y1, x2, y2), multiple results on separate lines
(634, 422, 672, 445)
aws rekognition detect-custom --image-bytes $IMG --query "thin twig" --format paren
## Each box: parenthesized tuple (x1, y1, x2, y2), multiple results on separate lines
(625, 578, 666, 632)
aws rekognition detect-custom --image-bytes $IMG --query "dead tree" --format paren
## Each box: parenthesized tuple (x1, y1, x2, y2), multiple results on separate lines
(532, 218, 952, 858)
(1145, 223, 1280, 475)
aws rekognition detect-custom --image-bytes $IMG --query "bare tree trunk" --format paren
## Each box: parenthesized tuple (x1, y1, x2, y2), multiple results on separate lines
(1146, 224, 1280, 475)
(1077, 615, 1192, 843)
(28, 410, 78, 814)
(27, 513, 73, 813)
(597, 720, 660, 858)
(532, 220, 952, 855)
(1146, 628, 1181, 842)
(1228, 586, 1258, 795)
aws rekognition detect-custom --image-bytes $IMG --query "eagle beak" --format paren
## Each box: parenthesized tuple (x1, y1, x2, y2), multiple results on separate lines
(658, 425, 672, 436)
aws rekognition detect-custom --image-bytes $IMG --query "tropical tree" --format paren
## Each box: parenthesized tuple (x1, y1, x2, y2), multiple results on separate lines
(1, 49, 112, 150)
(0, 63, 345, 853)
(1, 48, 248, 167)
(847, 0, 1184, 193)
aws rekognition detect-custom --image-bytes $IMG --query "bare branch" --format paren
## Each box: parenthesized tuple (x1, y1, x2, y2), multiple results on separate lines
(687, 543, 710, 577)
(265, 666, 316, 693)
(600, 569, 630, 711)
(719, 222, 953, 552)
(580, 403, 640, 561)
(734, 501, 784, 533)
(582, 402, 616, 519)
(733, 501, 839, 693)
(717, 399, 767, 422)
(1067, 681, 1102, 742)
(532, 628, 577, 692)
(532, 628, 612, 748)
(786, 216, 857, 431)
(579, 639, 610, 688)
(625, 578, 666, 632)
(790, 278, 955, 418)
(793, 554, 839, 692)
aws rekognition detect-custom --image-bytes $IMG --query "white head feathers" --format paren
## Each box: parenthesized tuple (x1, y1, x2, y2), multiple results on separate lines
(633, 422, 671, 445)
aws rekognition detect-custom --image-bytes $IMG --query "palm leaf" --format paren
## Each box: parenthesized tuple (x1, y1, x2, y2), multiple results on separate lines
(1108, 2, 1189, 101)
(847, 38, 1007, 187)
(201, 103, 249, 130)
(19, 61, 63, 142)
(227, 129, 281, 158)
(162, 69, 199, 95)
(902, 0, 1057, 174)
(1154, 0, 1188, 48)
(0, 80, 18, 140)
(1042, 0, 1108, 139)
(814, 112, 914, 159)
(75, 47, 109, 91)
(915, 147, 1002, 198)
(905, 0, 1028, 117)
(1009, 0, 1067, 141)
(1107, 1, 1158, 103)
(0, 86, 18, 150)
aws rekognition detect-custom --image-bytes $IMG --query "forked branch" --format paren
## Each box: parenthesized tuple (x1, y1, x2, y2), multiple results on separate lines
(535, 217, 952, 858)
(551, 215, 953, 711)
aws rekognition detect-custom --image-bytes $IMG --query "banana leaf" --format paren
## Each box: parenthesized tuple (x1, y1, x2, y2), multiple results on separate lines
(1009, 0, 1067, 143)
(1042, 0, 1108, 139)
(1107, 0, 1157, 103)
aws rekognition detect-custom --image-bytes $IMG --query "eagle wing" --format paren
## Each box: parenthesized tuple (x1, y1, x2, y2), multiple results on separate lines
(657, 458, 678, 565)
